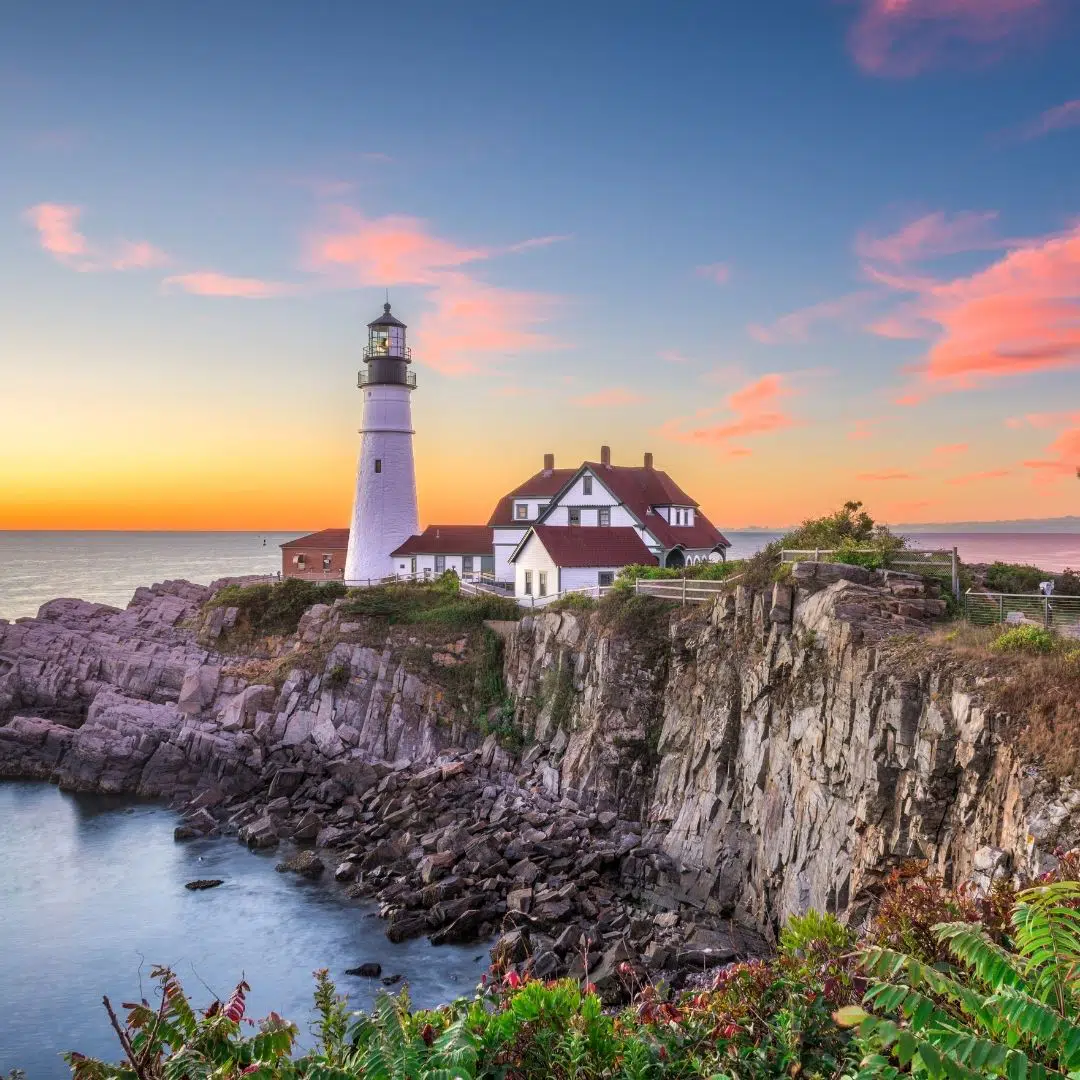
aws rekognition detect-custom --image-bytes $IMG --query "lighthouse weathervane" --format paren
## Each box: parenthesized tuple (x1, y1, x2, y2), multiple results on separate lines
(343, 301, 420, 583)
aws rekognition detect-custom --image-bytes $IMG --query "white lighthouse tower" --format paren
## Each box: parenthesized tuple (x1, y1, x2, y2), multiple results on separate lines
(344, 302, 419, 583)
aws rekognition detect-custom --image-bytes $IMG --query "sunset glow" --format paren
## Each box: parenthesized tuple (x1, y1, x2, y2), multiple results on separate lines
(2, 3, 1078, 531)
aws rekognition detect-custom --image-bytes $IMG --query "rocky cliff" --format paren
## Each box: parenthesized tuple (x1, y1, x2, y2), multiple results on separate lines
(1, 569, 1074, 975)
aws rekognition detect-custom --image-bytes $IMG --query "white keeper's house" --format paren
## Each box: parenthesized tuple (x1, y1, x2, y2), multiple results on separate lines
(282, 303, 730, 599)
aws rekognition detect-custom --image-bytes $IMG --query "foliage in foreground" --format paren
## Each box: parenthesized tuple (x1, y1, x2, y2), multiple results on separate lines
(64, 912, 861, 1080)
(210, 578, 348, 636)
(983, 562, 1080, 598)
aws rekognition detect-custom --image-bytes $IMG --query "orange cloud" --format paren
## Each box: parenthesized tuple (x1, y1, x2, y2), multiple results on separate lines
(25, 202, 169, 272)
(489, 385, 528, 398)
(847, 0, 1052, 77)
(163, 272, 296, 298)
(657, 373, 794, 445)
(855, 210, 1001, 265)
(946, 469, 1010, 484)
(848, 418, 879, 441)
(856, 471, 914, 481)
(696, 262, 731, 285)
(880, 221, 1080, 395)
(571, 387, 646, 407)
(1007, 410, 1080, 430)
(749, 291, 875, 344)
(1015, 99, 1080, 141)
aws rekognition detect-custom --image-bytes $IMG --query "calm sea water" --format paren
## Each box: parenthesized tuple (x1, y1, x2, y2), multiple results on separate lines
(1, 530, 1078, 622)
(0, 783, 487, 1079)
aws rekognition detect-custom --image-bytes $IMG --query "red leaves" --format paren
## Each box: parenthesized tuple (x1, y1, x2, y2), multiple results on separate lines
(421, 1023, 435, 1046)
(503, 970, 522, 990)
(223, 979, 251, 1024)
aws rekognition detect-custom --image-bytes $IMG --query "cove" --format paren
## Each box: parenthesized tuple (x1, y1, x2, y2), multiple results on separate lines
(0, 782, 487, 1079)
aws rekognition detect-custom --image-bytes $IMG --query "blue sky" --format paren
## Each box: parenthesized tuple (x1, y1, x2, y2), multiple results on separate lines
(2, 0, 1079, 529)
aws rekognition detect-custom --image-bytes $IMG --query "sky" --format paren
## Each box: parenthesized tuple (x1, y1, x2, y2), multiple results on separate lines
(1, 0, 1079, 531)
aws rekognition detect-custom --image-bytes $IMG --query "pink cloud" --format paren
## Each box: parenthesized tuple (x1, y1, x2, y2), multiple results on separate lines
(659, 349, 691, 365)
(727, 447, 753, 458)
(505, 235, 572, 254)
(946, 469, 1011, 485)
(657, 373, 795, 446)
(490, 385, 528, 398)
(571, 387, 646, 408)
(932, 442, 969, 458)
(1022, 426, 1080, 477)
(848, 418, 880, 441)
(163, 272, 295, 299)
(856, 471, 914, 481)
(1008, 410, 1080, 430)
(847, 0, 1053, 78)
(749, 291, 875, 344)
(1015, 99, 1080, 141)
(855, 210, 1001, 265)
(25, 202, 169, 273)
(880, 221, 1080, 396)
(696, 262, 731, 285)
(305, 210, 561, 375)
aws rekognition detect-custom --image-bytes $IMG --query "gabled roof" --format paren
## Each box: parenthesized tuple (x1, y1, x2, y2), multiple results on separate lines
(511, 526, 658, 568)
(281, 528, 350, 550)
(487, 468, 577, 527)
(391, 525, 493, 557)
(538, 463, 731, 551)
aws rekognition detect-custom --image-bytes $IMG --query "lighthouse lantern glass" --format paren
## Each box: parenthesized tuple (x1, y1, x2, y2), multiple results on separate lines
(388, 325, 405, 355)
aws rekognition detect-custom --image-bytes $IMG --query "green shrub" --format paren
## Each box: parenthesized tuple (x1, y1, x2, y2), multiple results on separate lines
(983, 561, 1080, 597)
(991, 625, 1056, 654)
(325, 662, 350, 689)
(338, 583, 520, 630)
(210, 578, 347, 636)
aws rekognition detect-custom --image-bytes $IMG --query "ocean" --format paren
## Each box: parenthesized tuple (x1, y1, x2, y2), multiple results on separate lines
(0, 529, 1078, 623)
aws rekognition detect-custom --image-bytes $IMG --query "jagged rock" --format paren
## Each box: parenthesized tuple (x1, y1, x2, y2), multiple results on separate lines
(419, 851, 455, 884)
(334, 861, 358, 882)
(239, 816, 279, 850)
(276, 851, 325, 879)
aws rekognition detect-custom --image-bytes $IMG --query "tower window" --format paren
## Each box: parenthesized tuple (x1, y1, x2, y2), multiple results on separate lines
(582, 475, 593, 495)
(374, 459, 382, 473)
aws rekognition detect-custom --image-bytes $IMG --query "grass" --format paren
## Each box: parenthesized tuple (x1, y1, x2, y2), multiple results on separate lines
(338, 579, 521, 630)
(209, 578, 347, 637)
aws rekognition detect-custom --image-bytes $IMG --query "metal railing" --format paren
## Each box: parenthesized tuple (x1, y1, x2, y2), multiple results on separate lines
(362, 345, 412, 362)
(780, 546, 959, 600)
(964, 591, 1080, 630)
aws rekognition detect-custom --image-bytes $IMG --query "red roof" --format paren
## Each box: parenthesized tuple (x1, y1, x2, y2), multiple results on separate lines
(522, 526, 658, 568)
(487, 468, 577, 526)
(579, 463, 731, 551)
(280, 528, 350, 550)
(391, 525, 494, 557)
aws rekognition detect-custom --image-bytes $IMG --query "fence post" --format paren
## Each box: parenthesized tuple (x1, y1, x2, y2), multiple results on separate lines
(999, 594, 1004, 624)
(814, 548, 819, 563)
(635, 578, 640, 596)
(681, 577, 687, 605)
(951, 547, 960, 604)
(1046, 596, 1052, 630)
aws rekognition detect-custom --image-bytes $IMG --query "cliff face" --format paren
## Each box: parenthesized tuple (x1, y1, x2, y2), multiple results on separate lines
(505, 564, 1056, 937)
(0, 569, 1073, 944)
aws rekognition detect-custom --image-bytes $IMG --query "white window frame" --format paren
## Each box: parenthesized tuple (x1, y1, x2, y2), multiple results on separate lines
(582, 475, 593, 496)
(598, 571, 614, 587)
(435, 554, 446, 573)
(462, 555, 474, 574)
(322, 554, 333, 570)
(598, 506, 611, 527)
(515, 503, 529, 520)
(524, 570, 533, 595)
(538, 571, 548, 597)
(568, 507, 581, 526)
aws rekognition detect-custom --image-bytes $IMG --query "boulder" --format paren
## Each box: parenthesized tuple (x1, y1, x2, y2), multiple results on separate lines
(275, 851, 325, 879)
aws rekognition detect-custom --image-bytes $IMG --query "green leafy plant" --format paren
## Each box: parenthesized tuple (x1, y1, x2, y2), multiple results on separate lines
(839, 881, 1080, 1078)
(992, 625, 1057, 655)
(325, 663, 350, 690)
(210, 578, 347, 637)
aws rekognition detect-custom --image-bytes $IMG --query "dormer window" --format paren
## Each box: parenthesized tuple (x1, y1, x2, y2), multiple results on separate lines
(515, 503, 529, 520)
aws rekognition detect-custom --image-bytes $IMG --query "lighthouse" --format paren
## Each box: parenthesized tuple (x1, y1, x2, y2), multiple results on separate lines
(343, 302, 419, 583)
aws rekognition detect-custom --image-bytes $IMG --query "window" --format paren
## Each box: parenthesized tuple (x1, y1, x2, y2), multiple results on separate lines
(410, 557, 417, 575)
(568, 507, 581, 526)
(322, 554, 332, 570)
(582, 475, 593, 495)
(524, 570, 533, 595)
(598, 507, 611, 527)
(435, 554, 446, 573)
(294, 553, 305, 567)
(537, 503, 549, 516)
(598, 571, 614, 587)
(462, 555, 473, 574)
(515, 503, 529, 520)
(374, 459, 382, 474)
(538, 571, 548, 597)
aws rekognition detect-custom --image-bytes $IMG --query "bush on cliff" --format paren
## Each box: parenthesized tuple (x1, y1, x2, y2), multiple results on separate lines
(210, 578, 348, 636)
(340, 579, 520, 629)
(984, 561, 1080, 597)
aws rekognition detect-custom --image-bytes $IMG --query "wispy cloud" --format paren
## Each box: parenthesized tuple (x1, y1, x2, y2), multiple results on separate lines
(571, 387, 646, 407)
(855, 210, 1002, 265)
(696, 262, 731, 285)
(657, 372, 795, 448)
(1011, 99, 1080, 141)
(490, 385, 528, 398)
(163, 272, 296, 299)
(504, 234, 572, 254)
(932, 442, 969, 458)
(1009, 412, 1080, 479)
(946, 469, 1011, 484)
(848, 417, 880, 441)
(305, 209, 562, 374)
(24, 203, 169, 272)
(659, 349, 692, 365)
(856, 470, 914, 482)
(749, 291, 875, 344)
(846, 0, 1053, 78)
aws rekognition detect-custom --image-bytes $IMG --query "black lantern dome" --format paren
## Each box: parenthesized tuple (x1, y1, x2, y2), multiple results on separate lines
(360, 302, 416, 389)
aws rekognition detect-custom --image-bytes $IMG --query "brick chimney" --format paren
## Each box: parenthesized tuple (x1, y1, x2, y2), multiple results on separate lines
(543, 452, 554, 474)
(600, 445, 611, 467)
(643, 452, 653, 470)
